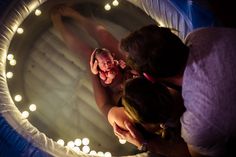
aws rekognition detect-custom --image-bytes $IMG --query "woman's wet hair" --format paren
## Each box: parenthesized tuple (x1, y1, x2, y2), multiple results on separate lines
(120, 24, 189, 78)
(122, 77, 175, 124)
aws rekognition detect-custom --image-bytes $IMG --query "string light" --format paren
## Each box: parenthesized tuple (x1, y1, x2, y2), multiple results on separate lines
(29, 104, 37, 111)
(104, 152, 112, 157)
(56, 137, 109, 156)
(82, 137, 89, 145)
(67, 141, 75, 148)
(57, 139, 65, 146)
(119, 139, 126, 144)
(17, 28, 24, 34)
(35, 9, 42, 16)
(74, 138, 82, 146)
(89, 150, 96, 155)
(7, 54, 14, 60)
(22, 111, 29, 118)
(112, 0, 119, 6)
(6, 72, 13, 79)
(14, 94, 22, 102)
(97, 151, 104, 157)
(104, 4, 111, 11)
(9, 59, 16, 66)
(82, 145, 90, 154)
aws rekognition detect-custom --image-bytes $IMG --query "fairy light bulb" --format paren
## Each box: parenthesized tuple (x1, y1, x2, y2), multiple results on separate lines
(35, 9, 42, 16)
(104, 152, 112, 157)
(82, 145, 90, 154)
(9, 59, 16, 66)
(22, 111, 29, 118)
(97, 151, 104, 156)
(112, 0, 119, 6)
(17, 28, 24, 34)
(82, 137, 89, 145)
(74, 138, 82, 146)
(89, 150, 96, 155)
(104, 4, 111, 11)
(57, 139, 65, 146)
(14, 94, 22, 102)
(119, 139, 126, 144)
(29, 104, 37, 111)
(7, 54, 14, 60)
(67, 141, 75, 148)
(6, 72, 13, 79)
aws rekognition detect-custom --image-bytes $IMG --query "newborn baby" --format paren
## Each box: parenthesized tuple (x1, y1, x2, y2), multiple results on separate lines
(90, 48, 126, 85)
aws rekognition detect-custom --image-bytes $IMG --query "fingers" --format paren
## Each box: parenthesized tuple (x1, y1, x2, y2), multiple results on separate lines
(91, 60, 98, 74)
(90, 50, 99, 74)
(90, 49, 96, 64)
(99, 72, 107, 81)
(124, 121, 144, 147)
(114, 123, 127, 139)
(124, 121, 137, 138)
(114, 122, 143, 148)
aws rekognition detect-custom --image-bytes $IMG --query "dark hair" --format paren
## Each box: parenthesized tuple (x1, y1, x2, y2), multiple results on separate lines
(93, 48, 112, 60)
(122, 77, 174, 124)
(120, 24, 189, 78)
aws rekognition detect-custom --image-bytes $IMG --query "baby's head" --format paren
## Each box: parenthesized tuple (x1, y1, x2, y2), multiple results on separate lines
(93, 48, 116, 72)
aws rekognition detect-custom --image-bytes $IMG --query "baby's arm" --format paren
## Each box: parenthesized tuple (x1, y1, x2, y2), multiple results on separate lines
(99, 71, 107, 81)
(104, 70, 117, 84)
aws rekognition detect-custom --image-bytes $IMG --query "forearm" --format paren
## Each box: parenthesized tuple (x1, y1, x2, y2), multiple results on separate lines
(90, 74, 114, 117)
(146, 135, 191, 157)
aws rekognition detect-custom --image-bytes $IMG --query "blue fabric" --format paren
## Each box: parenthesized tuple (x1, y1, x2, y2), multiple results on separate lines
(170, 0, 216, 29)
(132, 0, 217, 40)
(0, 116, 52, 157)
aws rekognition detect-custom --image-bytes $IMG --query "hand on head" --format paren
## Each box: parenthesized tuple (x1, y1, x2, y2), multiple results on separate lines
(90, 50, 99, 75)
(107, 107, 145, 149)
(114, 121, 144, 149)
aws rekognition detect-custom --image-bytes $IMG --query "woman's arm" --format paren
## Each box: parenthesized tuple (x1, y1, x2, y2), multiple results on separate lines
(89, 52, 115, 117)
(90, 75, 114, 117)
(115, 120, 192, 157)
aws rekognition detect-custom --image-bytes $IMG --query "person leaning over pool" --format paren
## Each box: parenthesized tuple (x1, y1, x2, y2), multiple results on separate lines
(114, 25, 236, 157)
